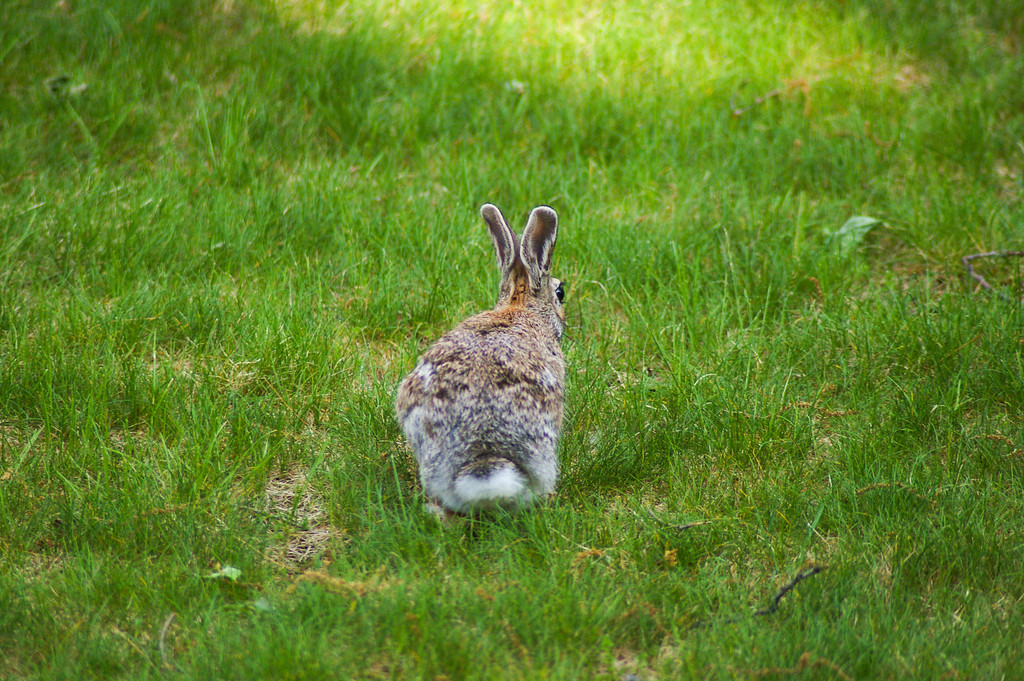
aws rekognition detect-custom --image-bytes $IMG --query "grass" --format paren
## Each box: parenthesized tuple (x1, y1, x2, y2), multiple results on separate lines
(1, 0, 1023, 678)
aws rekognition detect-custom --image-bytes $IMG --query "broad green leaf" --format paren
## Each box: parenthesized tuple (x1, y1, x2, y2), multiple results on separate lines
(833, 216, 881, 257)
(206, 565, 242, 581)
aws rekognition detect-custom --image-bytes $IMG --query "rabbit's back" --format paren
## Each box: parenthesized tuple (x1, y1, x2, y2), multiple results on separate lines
(396, 310, 565, 510)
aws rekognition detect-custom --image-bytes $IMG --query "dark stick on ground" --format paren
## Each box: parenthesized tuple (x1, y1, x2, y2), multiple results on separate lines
(690, 564, 828, 629)
(754, 565, 828, 617)
(962, 251, 1024, 303)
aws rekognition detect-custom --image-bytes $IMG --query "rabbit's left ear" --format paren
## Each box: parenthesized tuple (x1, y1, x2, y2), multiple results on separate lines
(481, 204, 517, 276)
(520, 206, 558, 286)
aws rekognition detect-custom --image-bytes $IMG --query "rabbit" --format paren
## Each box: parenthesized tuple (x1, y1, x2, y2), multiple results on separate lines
(395, 203, 566, 516)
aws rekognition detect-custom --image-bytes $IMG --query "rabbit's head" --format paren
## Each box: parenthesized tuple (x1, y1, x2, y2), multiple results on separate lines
(481, 204, 565, 340)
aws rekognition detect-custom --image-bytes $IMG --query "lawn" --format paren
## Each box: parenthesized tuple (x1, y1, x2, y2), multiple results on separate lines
(1, 0, 1023, 678)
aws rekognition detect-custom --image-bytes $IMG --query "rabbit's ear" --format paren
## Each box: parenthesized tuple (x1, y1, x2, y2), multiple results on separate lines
(520, 206, 558, 286)
(481, 204, 517, 275)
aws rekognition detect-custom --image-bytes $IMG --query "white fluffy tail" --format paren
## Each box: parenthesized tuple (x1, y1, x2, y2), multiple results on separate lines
(453, 458, 533, 510)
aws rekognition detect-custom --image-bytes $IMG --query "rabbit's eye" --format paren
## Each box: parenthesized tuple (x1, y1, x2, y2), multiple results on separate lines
(555, 282, 565, 303)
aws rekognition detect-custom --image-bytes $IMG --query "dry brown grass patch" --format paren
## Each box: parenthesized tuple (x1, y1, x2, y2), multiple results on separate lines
(264, 469, 338, 568)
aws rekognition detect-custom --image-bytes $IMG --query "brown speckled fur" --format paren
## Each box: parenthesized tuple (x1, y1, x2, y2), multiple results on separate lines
(395, 204, 566, 514)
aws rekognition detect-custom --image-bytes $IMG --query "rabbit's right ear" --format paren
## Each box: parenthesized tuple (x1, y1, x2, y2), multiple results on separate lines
(520, 206, 558, 287)
(481, 204, 517, 275)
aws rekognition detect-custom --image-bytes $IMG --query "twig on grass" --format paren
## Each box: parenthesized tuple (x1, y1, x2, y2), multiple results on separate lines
(159, 612, 177, 671)
(961, 251, 1024, 302)
(753, 565, 828, 617)
(691, 564, 828, 629)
